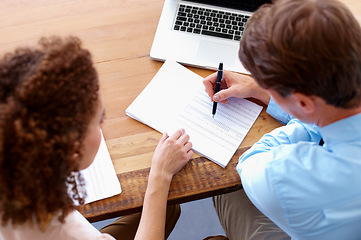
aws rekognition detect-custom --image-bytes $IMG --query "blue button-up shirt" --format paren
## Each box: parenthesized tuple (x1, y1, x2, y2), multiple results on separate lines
(237, 99, 361, 240)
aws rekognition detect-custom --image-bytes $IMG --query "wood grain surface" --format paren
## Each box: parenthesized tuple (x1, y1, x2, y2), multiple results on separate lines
(77, 147, 249, 222)
(2, 0, 360, 222)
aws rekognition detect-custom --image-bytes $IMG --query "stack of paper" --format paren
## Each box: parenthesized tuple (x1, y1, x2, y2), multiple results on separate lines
(80, 132, 122, 204)
(126, 61, 262, 167)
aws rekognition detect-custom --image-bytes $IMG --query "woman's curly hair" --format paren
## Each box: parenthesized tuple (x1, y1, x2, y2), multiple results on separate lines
(0, 36, 99, 230)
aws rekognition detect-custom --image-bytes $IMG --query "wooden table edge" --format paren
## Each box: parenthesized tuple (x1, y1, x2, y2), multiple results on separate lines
(77, 147, 249, 222)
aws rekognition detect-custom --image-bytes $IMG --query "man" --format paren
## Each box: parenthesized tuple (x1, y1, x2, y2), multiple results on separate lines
(203, 0, 361, 239)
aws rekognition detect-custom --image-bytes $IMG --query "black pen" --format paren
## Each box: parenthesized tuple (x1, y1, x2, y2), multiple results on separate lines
(212, 62, 223, 118)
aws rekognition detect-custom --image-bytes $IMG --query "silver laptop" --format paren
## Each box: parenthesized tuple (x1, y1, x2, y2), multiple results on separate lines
(150, 0, 271, 73)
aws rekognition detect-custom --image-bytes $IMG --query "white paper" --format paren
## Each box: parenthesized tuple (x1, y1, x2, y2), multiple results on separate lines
(80, 132, 122, 204)
(126, 61, 262, 167)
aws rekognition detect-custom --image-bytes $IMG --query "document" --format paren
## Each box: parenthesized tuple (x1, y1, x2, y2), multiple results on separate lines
(126, 61, 262, 167)
(80, 132, 122, 204)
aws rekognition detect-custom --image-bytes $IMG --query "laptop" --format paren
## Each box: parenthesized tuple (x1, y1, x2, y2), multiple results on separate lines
(150, 0, 271, 74)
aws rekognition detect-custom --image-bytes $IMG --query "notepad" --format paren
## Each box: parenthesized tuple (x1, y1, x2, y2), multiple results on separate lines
(126, 61, 262, 167)
(79, 132, 122, 204)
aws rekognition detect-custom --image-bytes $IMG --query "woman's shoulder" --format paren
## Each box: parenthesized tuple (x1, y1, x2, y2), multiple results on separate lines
(63, 210, 115, 239)
(0, 210, 115, 240)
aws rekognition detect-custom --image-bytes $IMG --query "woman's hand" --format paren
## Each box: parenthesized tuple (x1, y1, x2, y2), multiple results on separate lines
(151, 129, 193, 181)
(135, 129, 193, 240)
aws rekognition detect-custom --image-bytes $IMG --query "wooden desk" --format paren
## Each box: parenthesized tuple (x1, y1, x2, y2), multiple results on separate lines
(1, 0, 360, 223)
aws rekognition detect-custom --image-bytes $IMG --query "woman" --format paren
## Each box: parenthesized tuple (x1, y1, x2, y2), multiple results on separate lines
(0, 36, 193, 240)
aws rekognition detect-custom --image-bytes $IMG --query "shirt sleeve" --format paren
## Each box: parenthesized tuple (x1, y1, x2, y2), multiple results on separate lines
(239, 151, 294, 236)
(266, 98, 294, 125)
(236, 119, 322, 236)
(238, 119, 321, 162)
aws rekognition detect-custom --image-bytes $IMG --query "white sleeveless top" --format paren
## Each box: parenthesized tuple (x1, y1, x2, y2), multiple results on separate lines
(0, 210, 115, 240)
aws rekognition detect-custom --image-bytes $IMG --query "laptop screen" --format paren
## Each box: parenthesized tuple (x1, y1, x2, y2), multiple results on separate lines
(188, 0, 271, 12)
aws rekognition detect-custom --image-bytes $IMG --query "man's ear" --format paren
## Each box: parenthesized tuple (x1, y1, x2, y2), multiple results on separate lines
(292, 92, 317, 114)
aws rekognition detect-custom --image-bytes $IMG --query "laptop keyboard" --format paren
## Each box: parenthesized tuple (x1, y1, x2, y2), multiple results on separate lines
(173, 4, 250, 41)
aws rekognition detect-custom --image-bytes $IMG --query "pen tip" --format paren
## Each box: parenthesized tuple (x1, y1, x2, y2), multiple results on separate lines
(219, 62, 223, 70)
(212, 115, 214, 118)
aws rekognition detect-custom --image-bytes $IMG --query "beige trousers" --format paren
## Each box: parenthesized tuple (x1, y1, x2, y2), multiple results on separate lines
(206, 189, 290, 240)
